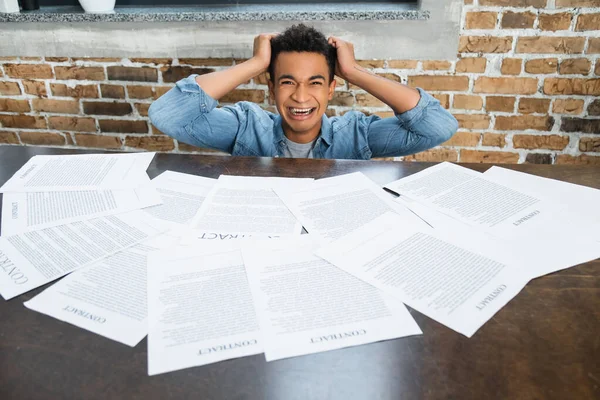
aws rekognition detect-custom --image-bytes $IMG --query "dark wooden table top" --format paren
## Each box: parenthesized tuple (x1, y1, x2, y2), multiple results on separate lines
(1, 146, 599, 400)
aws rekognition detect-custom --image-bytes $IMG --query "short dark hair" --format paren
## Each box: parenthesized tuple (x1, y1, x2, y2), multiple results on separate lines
(269, 24, 336, 83)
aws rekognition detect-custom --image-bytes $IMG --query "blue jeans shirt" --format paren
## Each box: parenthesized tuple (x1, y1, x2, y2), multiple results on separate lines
(149, 75, 458, 159)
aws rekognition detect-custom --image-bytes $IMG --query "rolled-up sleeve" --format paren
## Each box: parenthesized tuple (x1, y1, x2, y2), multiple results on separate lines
(148, 75, 241, 152)
(366, 88, 458, 158)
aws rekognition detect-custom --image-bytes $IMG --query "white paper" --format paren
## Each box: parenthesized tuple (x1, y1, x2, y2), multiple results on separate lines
(141, 171, 216, 230)
(147, 241, 262, 376)
(384, 162, 565, 241)
(483, 166, 600, 242)
(190, 176, 313, 236)
(1, 186, 162, 236)
(316, 212, 530, 337)
(242, 236, 422, 361)
(276, 172, 428, 242)
(0, 152, 155, 193)
(0, 210, 164, 300)
(23, 233, 179, 347)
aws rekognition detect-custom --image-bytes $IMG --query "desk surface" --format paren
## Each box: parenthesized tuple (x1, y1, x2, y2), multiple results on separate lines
(1, 146, 599, 400)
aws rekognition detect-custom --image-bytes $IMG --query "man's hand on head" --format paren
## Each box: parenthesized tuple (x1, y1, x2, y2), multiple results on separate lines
(252, 33, 279, 74)
(327, 36, 359, 83)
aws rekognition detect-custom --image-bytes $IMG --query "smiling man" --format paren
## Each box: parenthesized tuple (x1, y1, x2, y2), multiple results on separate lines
(149, 24, 458, 159)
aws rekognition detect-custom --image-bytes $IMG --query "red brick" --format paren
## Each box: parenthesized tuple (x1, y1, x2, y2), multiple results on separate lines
(4, 64, 53, 79)
(32, 99, 80, 114)
(100, 84, 126, 99)
(48, 116, 96, 132)
(0, 115, 46, 129)
(513, 134, 569, 150)
(0, 131, 20, 144)
(402, 149, 459, 162)
(501, 11, 536, 29)
(518, 98, 551, 114)
(98, 120, 148, 134)
(556, 154, 600, 166)
(107, 66, 158, 82)
(55, 66, 105, 80)
(579, 137, 600, 152)
(516, 37, 586, 54)
(22, 80, 47, 97)
(125, 135, 175, 151)
(160, 66, 214, 83)
(83, 102, 132, 116)
(456, 58, 487, 73)
(465, 11, 497, 29)
(482, 133, 507, 147)
(453, 95, 483, 110)
(486, 96, 516, 112)
(178, 58, 233, 66)
(525, 58, 558, 74)
(408, 76, 469, 91)
(443, 131, 481, 147)
(575, 13, 600, 31)
(51, 83, 99, 98)
(459, 36, 513, 53)
(543, 78, 600, 95)
(474, 77, 538, 94)
(454, 114, 491, 129)
(538, 13, 573, 31)
(0, 82, 21, 95)
(0, 99, 30, 113)
(127, 85, 155, 99)
(75, 134, 123, 149)
(19, 131, 66, 146)
(501, 58, 522, 75)
(495, 115, 555, 131)
(460, 150, 519, 164)
(480, 0, 547, 6)
(552, 99, 584, 114)
(559, 58, 591, 75)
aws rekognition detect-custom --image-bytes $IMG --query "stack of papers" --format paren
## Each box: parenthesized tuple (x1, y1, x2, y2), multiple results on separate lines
(1, 155, 598, 376)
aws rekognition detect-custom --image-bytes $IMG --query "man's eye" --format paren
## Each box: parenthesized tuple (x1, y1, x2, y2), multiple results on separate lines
(311, 81, 323, 85)
(281, 81, 293, 85)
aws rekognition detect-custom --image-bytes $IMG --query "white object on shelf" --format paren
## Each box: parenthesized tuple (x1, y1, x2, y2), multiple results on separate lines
(78, 0, 116, 13)
(0, 0, 19, 13)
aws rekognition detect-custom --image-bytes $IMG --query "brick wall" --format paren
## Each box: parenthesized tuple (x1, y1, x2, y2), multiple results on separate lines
(0, 0, 599, 164)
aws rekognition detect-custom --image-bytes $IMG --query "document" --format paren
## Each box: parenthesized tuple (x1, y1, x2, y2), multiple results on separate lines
(147, 241, 262, 376)
(276, 172, 428, 242)
(242, 236, 422, 361)
(141, 171, 216, 229)
(0, 152, 155, 193)
(1, 186, 162, 236)
(383, 162, 564, 240)
(24, 233, 179, 347)
(316, 212, 530, 337)
(483, 166, 600, 241)
(0, 210, 164, 300)
(190, 176, 313, 236)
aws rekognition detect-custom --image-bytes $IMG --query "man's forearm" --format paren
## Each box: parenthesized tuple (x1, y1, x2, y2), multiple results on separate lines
(346, 66, 421, 114)
(195, 58, 265, 101)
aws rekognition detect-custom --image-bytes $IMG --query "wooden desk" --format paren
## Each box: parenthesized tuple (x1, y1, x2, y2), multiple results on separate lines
(1, 146, 598, 400)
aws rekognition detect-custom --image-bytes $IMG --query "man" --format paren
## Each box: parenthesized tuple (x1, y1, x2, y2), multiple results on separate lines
(149, 24, 458, 159)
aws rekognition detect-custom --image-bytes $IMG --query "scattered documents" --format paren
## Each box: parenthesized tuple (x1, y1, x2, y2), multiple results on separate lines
(190, 176, 312, 236)
(141, 171, 216, 229)
(0, 152, 155, 193)
(0, 210, 164, 300)
(276, 172, 427, 242)
(24, 233, 179, 347)
(147, 242, 262, 375)
(1, 187, 162, 236)
(242, 236, 422, 361)
(317, 212, 530, 337)
(0, 151, 598, 376)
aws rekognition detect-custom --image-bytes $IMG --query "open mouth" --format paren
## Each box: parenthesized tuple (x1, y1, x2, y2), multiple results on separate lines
(288, 107, 316, 119)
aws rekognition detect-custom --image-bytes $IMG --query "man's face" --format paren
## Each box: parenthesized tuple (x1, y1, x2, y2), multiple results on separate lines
(268, 52, 336, 143)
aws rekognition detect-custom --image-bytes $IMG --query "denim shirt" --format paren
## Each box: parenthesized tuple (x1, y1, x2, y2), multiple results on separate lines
(149, 75, 458, 160)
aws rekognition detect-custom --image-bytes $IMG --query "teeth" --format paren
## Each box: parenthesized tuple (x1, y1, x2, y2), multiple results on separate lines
(290, 108, 313, 115)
